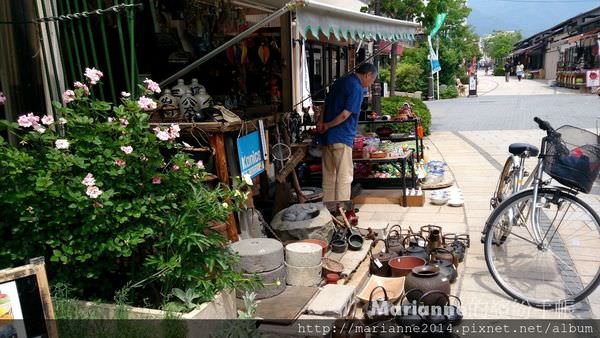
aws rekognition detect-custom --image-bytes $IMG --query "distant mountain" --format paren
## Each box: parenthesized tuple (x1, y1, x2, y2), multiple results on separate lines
(468, 0, 599, 38)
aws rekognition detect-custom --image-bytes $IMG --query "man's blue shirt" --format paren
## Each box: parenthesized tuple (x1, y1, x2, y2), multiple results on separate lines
(322, 74, 364, 147)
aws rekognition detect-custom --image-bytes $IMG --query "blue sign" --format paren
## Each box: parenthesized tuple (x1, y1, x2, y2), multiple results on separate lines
(237, 131, 265, 178)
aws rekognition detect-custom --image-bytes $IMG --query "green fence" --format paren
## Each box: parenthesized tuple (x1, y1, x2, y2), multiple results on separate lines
(35, 0, 140, 104)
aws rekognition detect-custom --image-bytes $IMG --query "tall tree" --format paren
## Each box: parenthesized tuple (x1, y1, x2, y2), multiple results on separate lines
(484, 31, 523, 62)
(364, 0, 424, 96)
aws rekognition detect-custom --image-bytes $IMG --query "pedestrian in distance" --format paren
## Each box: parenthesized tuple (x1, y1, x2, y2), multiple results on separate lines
(317, 63, 378, 201)
(516, 61, 524, 82)
(504, 60, 511, 82)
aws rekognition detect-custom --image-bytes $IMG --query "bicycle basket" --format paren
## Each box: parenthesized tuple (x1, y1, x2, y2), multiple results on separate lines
(543, 125, 600, 193)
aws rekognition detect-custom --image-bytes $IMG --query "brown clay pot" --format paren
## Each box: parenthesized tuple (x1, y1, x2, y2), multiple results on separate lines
(404, 265, 451, 305)
(420, 225, 443, 241)
(388, 256, 427, 277)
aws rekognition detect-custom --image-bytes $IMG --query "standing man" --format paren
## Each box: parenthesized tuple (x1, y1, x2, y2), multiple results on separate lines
(317, 63, 378, 201)
(504, 60, 511, 82)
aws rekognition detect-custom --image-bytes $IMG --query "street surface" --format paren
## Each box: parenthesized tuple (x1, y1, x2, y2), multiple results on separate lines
(428, 73, 600, 131)
(358, 72, 600, 319)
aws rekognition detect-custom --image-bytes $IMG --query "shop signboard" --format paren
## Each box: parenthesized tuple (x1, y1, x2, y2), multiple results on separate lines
(469, 75, 477, 96)
(586, 69, 599, 87)
(237, 131, 265, 178)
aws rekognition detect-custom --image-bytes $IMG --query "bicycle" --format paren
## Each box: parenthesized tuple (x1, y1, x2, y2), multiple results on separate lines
(482, 117, 600, 308)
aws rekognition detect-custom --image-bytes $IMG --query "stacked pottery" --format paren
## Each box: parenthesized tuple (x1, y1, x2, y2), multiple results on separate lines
(189, 78, 206, 96)
(158, 89, 179, 119)
(179, 89, 201, 120)
(171, 79, 189, 99)
(230, 238, 286, 299)
(285, 242, 323, 286)
(196, 87, 213, 109)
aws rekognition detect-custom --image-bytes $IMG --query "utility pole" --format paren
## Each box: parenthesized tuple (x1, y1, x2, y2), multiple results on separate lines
(436, 37, 440, 100)
(372, 0, 382, 114)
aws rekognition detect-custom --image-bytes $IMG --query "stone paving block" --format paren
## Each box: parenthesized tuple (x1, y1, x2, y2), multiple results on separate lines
(306, 284, 355, 317)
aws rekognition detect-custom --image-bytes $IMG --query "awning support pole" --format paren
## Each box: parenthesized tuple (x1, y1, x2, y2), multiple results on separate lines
(159, 1, 300, 88)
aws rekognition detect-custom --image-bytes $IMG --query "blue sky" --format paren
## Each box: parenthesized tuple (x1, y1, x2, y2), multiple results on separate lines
(468, 0, 600, 38)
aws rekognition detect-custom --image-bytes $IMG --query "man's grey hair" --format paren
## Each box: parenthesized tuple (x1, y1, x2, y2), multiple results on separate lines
(356, 63, 378, 75)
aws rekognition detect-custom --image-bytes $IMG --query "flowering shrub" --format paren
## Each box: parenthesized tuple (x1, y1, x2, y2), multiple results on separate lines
(0, 69, 254, 307)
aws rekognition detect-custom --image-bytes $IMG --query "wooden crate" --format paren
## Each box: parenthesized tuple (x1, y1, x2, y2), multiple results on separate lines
(406, 194, 425, 207)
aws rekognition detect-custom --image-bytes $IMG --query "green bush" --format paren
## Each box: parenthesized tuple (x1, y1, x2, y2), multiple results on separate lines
(494, 65, 505, 76)
(0, 69, 256, 309)
(440, 85, 458, 99)
(381, 96, 431, 136)
(395, 63, 424, 93)
(378, 66, 391, 86)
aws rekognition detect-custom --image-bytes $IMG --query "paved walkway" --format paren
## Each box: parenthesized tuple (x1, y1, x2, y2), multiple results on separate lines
(355, 73, 600, 319)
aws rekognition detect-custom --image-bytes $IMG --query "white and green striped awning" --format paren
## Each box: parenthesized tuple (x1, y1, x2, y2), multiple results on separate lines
(294, 0, 419, 42)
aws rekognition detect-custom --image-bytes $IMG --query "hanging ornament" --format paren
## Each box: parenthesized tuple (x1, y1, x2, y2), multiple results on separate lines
(258, 43, 270, 64)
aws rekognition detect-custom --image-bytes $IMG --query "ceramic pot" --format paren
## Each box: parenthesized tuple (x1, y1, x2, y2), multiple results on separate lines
(402, 234, 429, 262)
(404, 265, 451, 305)
(158, 89, 179, 107)
(171, 79, 189, 98)
(348, 234, 364, 251)
(430, 247, 458, 268)
(189, 78, 205, 96)
(429, 260, 457, 283)
(331, 240, 347, 254)
(445, 241, 466, 263)
(195, 87, 213, 108)
(388, 256, 426, 277)
(369, 239, 397, 277)
(386, 225, 405, 256)
(179, 89, 200, 119)
(326, 273, 340, 284)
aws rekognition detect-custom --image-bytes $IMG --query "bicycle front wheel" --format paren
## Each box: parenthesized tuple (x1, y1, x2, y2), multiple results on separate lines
(484, 188, 600, 308)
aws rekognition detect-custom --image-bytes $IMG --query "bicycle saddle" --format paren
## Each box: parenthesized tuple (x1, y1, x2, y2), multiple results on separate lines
(509, 143, 539, 157)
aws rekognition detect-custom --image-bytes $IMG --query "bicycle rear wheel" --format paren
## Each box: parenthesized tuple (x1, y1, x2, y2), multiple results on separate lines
(492, 157, 515, 209)
(484, 188, 600, 308)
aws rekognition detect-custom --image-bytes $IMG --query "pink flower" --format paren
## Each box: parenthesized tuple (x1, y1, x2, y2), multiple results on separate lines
(157, 130, 170, 141)
(86, 185, 103, 199)
(120, 118, 129, 127)
(168, 124, 180, 139)
(107, 117, 114, 123)
(121, 91, 131, 98)
(120, 146, 133, 155)
(81, 173, 96, 186)
(55, 139, 69, 149)
(63, 90, 76, 104)
(137, 96, 157, 111)
(172, 164, 180, 172)
(152, 176, 161, 184)
(114, 159, 126, 167)
(84, 67, 103, 85)
(41, 115, 54, 125)
(143, 78, 161, 94)
(33, 125, 46, 134)
(58, 117, 67, 125)
(74, 81, 90, 96)
(196, 160, 204, 169)
(0, 92, 6, 105)
(17, 113, 40, 128)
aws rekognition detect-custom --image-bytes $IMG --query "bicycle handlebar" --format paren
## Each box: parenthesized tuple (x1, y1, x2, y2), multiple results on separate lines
(534, 117, 555, 134)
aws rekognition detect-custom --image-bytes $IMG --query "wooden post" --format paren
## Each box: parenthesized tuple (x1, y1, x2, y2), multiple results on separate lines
(30, 257, 58, 338)
(210, 133, 239, 242)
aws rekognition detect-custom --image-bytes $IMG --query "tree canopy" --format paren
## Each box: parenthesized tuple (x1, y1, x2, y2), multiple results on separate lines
(483, 31, 524, 61)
